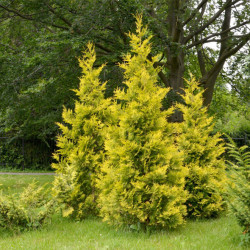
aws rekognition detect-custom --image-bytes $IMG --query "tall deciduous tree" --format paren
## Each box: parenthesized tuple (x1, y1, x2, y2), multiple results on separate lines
(0, 0, 249, 131)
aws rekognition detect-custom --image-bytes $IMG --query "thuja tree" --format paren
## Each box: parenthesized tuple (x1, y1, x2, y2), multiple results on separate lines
(176, 77, 226, 218)
(97, 16, 188, 229)
(52, 44, 111, 219)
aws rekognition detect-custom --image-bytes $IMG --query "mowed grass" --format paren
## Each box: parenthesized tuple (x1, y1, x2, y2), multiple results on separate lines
(0, 174, 247, 250)
(0, 167, 54, 173)
(0, 174, 54, 195)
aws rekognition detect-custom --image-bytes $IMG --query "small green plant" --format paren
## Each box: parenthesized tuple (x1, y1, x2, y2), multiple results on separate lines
(176, 77, 227, 218)
(97, 15, 188, 229)
(226, 136, 250, 242)
(0, 181, 55, 232)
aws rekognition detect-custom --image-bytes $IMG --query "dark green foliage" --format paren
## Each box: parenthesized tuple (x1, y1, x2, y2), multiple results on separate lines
(0, 1, 249, 167)
(0, 140, 24, 168)
(0, 138, 55, 170)
(0, 0, 136, 142)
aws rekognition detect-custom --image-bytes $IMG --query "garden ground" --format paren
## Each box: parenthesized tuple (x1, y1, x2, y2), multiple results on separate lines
(0, 174, 247, 250)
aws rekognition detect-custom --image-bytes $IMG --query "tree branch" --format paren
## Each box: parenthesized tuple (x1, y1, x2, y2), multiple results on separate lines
(221, 34, 250, 60)
(109, 0, 128, 44)
(158, 70, 170, 88)
(219, 0, 232, 56)
(182, 0, 208, 26)
(0, 42, 17, 51)
(95, 43, 113, 53)
(195, 36, 206, 76)
(197, 33, 250, 45)
(45, 3, 72, 28)
(186, 20, 250, 49)
(0, 4, 33, 20)
(0, 4, 69, 30)
(184, 0, 242, 43)
(202, 33, 250, 83)
(148, 53, 170, 87)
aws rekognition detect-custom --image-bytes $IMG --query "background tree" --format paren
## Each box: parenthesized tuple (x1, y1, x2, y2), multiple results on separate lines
(0, 1, 249, 121)
(209, 52, 250, 137)
(0, 1, 249, 168)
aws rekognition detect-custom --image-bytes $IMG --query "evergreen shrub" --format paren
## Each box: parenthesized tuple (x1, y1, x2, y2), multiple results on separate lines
(52, 43, 112, 219)
(176, 77, 227, 218)
(52, 16, 229, 228)
(0, 182, 54, 232)
(97, 16, 188, 229)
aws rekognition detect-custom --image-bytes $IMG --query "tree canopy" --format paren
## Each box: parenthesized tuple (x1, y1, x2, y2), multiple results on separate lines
(0, 0, 249, 140)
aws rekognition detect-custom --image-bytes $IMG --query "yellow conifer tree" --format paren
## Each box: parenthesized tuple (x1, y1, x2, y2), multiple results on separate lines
(52, 43, 111, 219)
(97, 16, 188, 229)
(176, 76, 226, 218)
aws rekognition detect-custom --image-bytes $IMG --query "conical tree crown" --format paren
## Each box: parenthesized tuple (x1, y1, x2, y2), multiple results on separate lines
(176, 76, 226, 218)
(52, 43, 111, 219)
(98, 16, 188, 228)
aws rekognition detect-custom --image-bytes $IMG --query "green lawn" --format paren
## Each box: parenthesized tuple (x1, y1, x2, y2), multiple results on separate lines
(0, 167, 54, 173)
(0, 174, 54, 195)
(0, 174, 247, 250)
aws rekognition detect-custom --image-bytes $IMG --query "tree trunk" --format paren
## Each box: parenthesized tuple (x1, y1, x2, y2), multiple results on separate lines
(167, 50, 185, 92)
(200, 1, 232, 107)
(166, 50, 185, 122)
(201, 62, 225, 106)
(165, 0, 185, 122)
